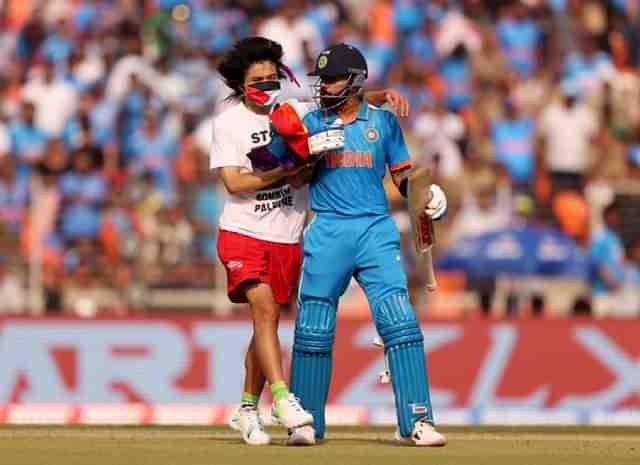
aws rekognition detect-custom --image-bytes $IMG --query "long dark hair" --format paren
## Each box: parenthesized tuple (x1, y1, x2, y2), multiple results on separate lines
(217, 37, 288, 102)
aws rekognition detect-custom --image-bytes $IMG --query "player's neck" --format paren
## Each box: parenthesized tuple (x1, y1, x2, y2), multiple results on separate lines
(336, 96, 361, 124)
(243, 98, 271, 115)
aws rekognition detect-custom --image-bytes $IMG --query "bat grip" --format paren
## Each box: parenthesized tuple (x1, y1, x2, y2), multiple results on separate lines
(424, 249, 437, 292)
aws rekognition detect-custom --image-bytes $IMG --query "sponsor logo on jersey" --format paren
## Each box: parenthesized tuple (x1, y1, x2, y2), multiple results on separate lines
(325, 151, 373, 169)
(227, 261, 243, 270)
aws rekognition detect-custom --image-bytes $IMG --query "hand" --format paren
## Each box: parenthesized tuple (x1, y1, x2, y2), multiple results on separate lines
(384, 90, 410, 118)
(425, 184, 447, 220)
(308, 129, 344, 155)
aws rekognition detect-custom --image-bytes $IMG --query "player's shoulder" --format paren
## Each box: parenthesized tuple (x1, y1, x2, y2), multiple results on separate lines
(367, 104, 401, 128)
(280, 98, 316, 118)
(212, 102, 250, 133)
(368, 104, 397, 118)
(301, 106, 325, 131)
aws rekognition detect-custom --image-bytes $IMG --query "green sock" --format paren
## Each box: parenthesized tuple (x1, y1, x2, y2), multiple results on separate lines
(270, 381, 289, 402)
(241, 392, 259, 406)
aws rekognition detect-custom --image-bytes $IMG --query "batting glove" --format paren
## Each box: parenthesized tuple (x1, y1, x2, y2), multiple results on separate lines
(425, 184, 447, 220)
(308, 129, 345, 155)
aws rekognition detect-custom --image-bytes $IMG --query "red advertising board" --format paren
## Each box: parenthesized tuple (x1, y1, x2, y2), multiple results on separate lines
(0, 317, 638, 424)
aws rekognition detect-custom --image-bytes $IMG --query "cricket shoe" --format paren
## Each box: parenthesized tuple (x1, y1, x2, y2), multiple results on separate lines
(272, 394, 314, 429)
(395, 420, 447, 447)
(231, 405, 271, 446)
(287, 425, 316, 446)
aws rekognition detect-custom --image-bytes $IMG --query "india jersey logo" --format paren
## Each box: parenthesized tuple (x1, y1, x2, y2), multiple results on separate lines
(366, 128, 379, 142)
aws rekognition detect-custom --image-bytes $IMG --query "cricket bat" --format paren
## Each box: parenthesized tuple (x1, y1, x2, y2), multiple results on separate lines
(407, 167, 437, 292)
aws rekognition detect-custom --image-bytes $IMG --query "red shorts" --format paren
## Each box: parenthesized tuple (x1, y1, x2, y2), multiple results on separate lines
(217, 230, 302, 305)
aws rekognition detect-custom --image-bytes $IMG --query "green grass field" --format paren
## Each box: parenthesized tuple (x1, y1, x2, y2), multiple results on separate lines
(0, 426, 638, 465)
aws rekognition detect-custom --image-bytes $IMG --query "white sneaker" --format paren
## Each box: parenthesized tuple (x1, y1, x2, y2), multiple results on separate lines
(287, 425, 316, 446)
(272, 394, 314, 429)
(229, 407, 241, 431)
(395, 420, 447, 447)
(234, 405, 271, 446)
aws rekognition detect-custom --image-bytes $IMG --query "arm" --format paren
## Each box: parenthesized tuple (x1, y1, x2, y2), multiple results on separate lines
(219, 165, 301, 195)
(210, 116, 297, 194)
(288, 163, 316, 189)
(364, 89, 410, 117)
(391, 161, 448, 220)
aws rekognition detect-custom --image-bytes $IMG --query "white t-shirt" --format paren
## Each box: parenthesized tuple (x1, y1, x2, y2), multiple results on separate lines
(23, 78, 78, 137)
(539, 102, 598, 174)
(209, 100, 314, 244)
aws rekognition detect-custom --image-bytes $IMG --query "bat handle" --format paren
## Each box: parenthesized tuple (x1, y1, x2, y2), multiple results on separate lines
(424, 249, 437, 292)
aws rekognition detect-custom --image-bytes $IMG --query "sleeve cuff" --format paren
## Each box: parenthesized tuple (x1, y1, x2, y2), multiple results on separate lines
(390, 161, 412, 173)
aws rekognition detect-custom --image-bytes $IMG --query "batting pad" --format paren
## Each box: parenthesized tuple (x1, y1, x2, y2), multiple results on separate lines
(374, 293, 435, 437)
(290, 299, 336, 438)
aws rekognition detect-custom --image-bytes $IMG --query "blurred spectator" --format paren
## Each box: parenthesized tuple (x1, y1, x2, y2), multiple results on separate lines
(438, 44, 474, 113)
(23, 59, 78, 137)
(0, 155, 29, 233)
(15, 12, 46, 62)
(392, 57, 434, 122)
(258, 0, 321, 75)
(472, 30, 511, 91)
(59, 146, 106, 240)
(100, 191, 140, 262)
(449, 169, 513, 243)
(189, 0, 250, 55)
(106, 33, 156, 102)
(191, 164, 221, 262)
(0, 257, 25, 314)
(538, 81, 598, 199)
(412, 98, 465, 180)
(589, 201, 626, 305)
(563, 34, 613, 100)
(129, 112, 179, 205)
(152, 54, 188, 106)
(10, 101, 49, 180)
(140, 204, 194, 274)
(496, 1, 542, 79)
(405, 16, 436, 69)
(42, 18, 75, 65)
(67, 45, 106, 94)
(491, 98, 536, 193)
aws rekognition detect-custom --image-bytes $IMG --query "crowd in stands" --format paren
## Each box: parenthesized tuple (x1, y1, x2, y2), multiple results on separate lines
(0, 0, 638, 317)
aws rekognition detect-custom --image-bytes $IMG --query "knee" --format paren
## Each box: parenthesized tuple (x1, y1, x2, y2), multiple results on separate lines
(373, 293, 424, 348)
(294, 299, 336, 353)
(252, 302, 280, 327)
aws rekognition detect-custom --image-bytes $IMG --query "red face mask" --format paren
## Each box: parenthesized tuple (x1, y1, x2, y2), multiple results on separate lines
(245, 81, 281, 108)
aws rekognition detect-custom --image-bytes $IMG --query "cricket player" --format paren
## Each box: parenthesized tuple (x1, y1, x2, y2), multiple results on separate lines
(210, 37, 410, 445)
(281, 43, 448, 446)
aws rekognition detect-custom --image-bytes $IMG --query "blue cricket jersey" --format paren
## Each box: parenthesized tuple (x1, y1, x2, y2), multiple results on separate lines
(302, 101, 411, 217)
